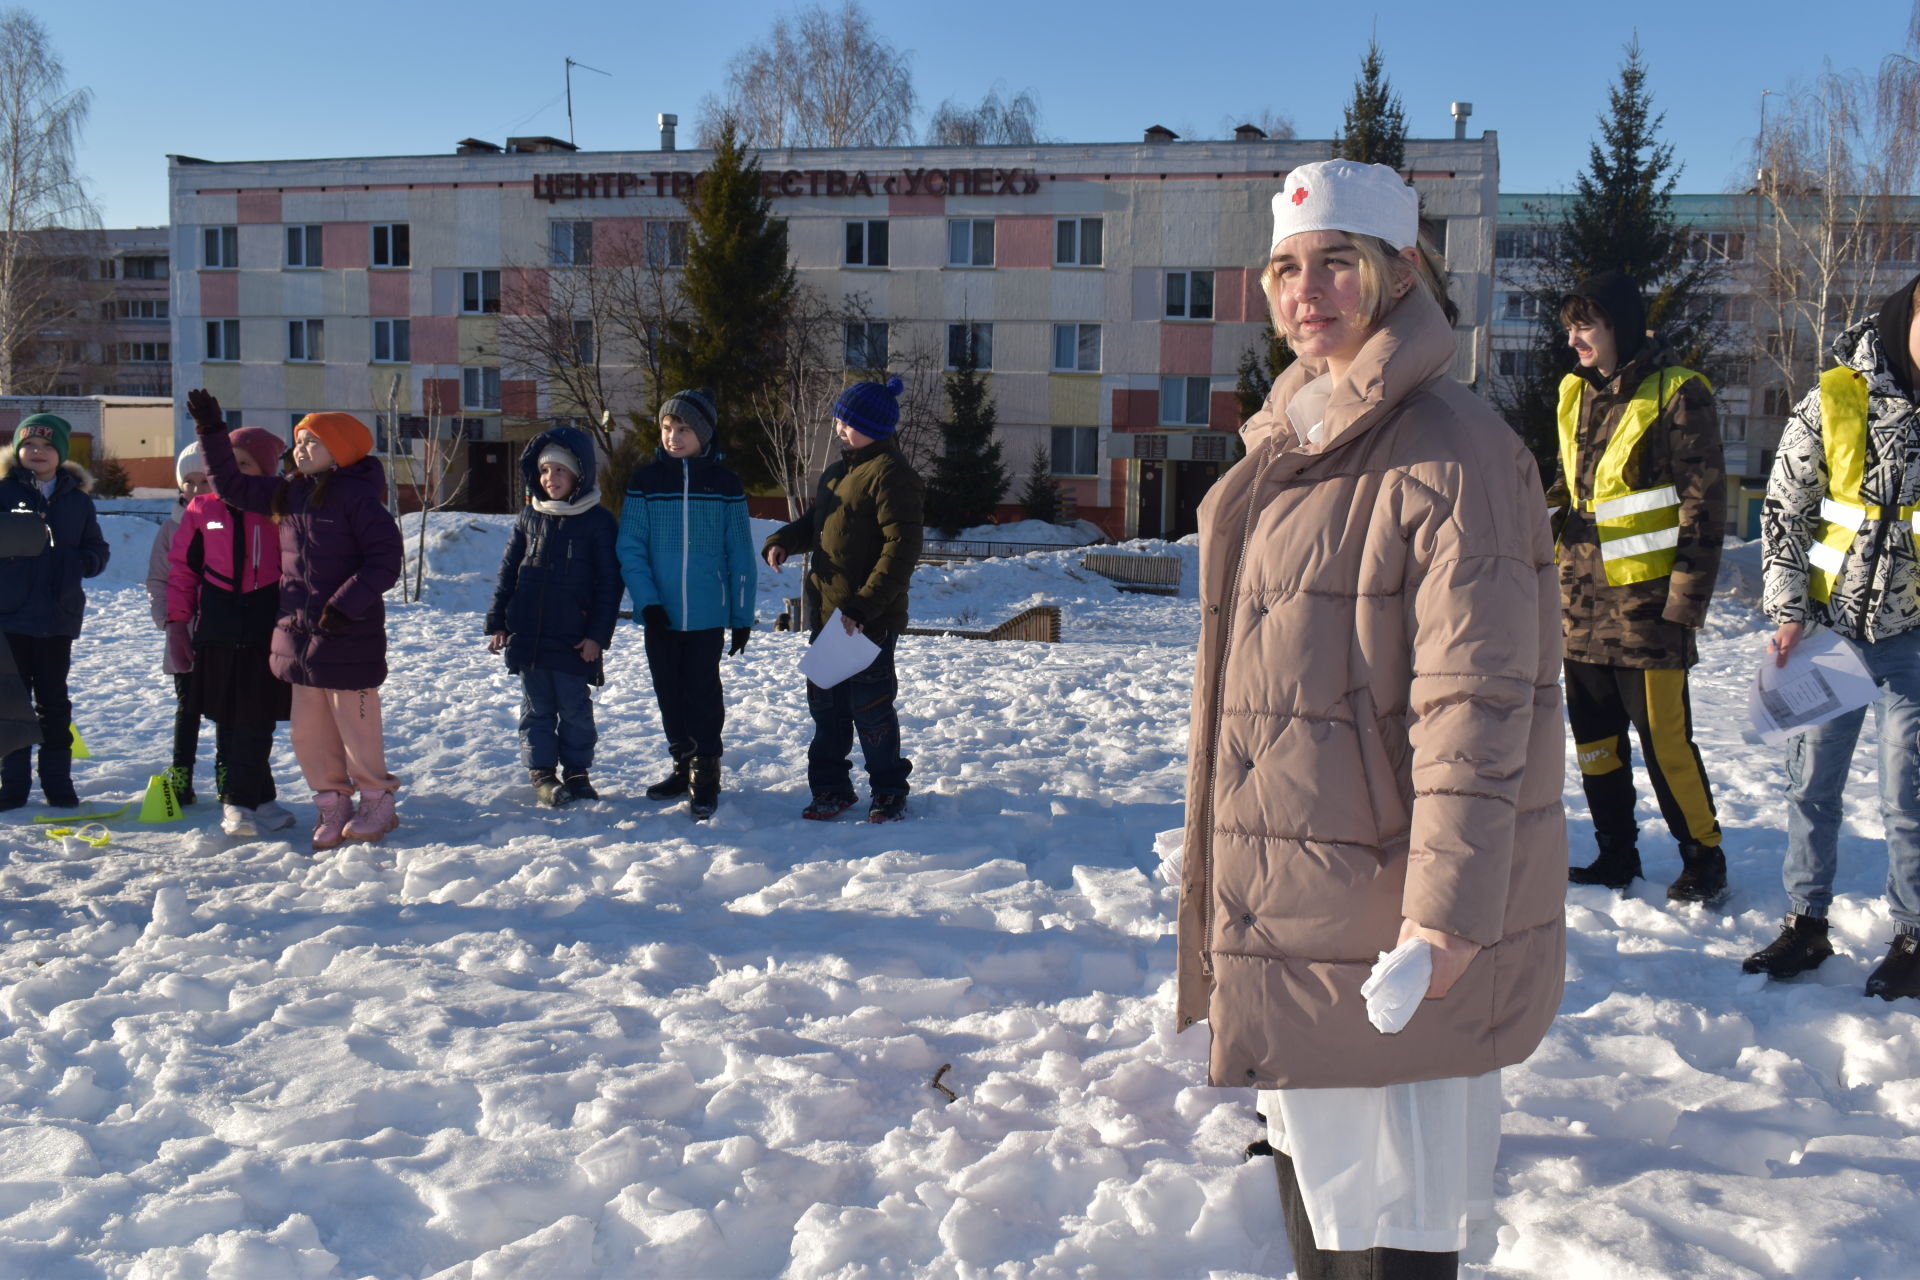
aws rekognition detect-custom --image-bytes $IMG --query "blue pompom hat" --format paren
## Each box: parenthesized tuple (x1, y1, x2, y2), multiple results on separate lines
(833, 376, 905, 439)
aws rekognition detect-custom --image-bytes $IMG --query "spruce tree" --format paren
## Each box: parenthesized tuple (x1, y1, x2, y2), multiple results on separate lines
(926, 337, 1010, 534)
(661, 118, 796, 489)
(1336, 38, 1406, 170)
(1498, 38, 1720, 481)
(1234, 328, 1296, 420)
(1018, 440, 1059, 523)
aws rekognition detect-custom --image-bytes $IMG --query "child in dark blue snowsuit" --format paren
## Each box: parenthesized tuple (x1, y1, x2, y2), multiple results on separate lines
(486, 425, 621, 806)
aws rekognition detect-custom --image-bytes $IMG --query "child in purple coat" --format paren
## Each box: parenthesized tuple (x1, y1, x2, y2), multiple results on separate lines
(187, 390, 404, 851)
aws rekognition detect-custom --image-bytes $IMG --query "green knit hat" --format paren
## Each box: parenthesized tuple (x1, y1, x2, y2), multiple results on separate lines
(14, 413, 71, 463)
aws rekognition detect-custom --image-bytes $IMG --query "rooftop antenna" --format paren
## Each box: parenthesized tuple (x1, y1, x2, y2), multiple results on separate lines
(565, 58, 612, 147)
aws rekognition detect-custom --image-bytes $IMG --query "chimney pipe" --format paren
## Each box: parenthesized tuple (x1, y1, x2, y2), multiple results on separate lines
(659, 113, 678, 152)
(1450, 102, 1473, 141)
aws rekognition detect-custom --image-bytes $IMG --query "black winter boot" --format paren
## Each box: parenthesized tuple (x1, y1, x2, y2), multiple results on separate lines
(645, 755, 691, 801)
(1865, 933, 1920, 1000)
(530, 768, 572, 809)
(0, 747, 28, 811)
(689, 757, 721, 821)
(1570, 832, 1641, 889)
(563, 772, 597, 801)
(1666, 841, 1729, 905)
(1742, 913, 1834, 978)
(39, 748, 78, 809)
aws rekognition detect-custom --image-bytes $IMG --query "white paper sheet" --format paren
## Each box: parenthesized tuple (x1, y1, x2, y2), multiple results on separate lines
(798, 609, 881, 690)
(1749, 627, 1879, 746)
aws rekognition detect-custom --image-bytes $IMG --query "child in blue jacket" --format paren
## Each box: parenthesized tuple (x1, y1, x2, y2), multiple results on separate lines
(487, 425, 622, 807)
(0, 414, 110, 810)
(618, 389, 756, 820)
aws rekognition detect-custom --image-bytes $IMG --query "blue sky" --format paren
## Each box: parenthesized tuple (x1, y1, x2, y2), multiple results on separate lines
(47, 0, 1915, 228)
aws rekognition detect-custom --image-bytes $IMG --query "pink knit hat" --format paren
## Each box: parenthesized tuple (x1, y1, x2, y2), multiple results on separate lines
(230, 426, 286, 476)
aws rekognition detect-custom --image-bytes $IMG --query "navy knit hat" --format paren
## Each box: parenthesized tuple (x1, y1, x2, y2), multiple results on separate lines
(834, 376, 905, 439)
(660, 388, 718, 449)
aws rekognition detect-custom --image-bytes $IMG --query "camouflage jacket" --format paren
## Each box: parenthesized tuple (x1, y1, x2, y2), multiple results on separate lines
(1762, 320, 1920, 644)
(1545, 340, 1725, 669)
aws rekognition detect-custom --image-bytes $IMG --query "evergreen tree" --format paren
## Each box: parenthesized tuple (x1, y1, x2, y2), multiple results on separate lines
(1497, 38, 1720, 480)
(661, 118, 796, 489)
(1336, 38, 1406, 170)
(1234, 327, 1296, 420)
(1018, 440, 1059, 523)
(925, 337, 1010, 534)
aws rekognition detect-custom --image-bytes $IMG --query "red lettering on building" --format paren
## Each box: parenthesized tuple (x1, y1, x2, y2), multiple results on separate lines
(529, 166, 1044, 201)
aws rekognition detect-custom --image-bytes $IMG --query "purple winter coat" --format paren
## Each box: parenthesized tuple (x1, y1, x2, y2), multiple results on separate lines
(201, 424, 403, 690)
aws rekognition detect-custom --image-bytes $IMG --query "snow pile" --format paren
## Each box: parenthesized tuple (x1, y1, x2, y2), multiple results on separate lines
(1, 537, 1918, 1277)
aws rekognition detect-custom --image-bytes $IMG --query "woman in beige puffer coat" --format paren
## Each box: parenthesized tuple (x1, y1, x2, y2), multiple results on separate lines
(1175, 160, 1566, 1278)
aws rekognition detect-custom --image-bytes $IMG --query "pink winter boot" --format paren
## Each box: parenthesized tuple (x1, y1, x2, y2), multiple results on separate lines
(312, 791, 353, 851)
(342, 790, 398, 843)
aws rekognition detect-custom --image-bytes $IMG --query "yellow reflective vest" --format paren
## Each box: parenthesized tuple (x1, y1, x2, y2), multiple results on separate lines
(1557, 366, 1711, 586)
(1805, 365, 1916, 603)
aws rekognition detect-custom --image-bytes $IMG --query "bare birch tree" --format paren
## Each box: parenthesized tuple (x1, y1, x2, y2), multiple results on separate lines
(695, 1, 915, 149)
(0, 10, 99, 394)
(928, 84, 1044, 146)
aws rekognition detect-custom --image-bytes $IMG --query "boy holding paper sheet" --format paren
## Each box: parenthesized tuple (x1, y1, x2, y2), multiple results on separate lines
(763, 377, 924, 823)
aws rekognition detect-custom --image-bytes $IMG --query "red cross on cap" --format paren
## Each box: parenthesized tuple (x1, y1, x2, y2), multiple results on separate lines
(1291, 186, 1310, 205)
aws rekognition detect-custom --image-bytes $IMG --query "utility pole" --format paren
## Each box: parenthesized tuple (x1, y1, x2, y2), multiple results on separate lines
(565, 58, 611, 147)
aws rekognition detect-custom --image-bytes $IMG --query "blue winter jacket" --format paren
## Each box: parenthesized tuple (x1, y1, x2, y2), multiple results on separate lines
(0, 454, 110, 638)
(486, 425, 622, 681)
(618, 447, 756, 632)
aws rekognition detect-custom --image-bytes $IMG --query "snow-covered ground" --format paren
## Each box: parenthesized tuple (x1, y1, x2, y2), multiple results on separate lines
(1, 517, 1916, 1279)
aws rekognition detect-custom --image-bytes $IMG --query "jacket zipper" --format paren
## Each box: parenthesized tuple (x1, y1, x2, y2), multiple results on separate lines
(679, 458, 690, 628)
(1199, 441, 1277, 978)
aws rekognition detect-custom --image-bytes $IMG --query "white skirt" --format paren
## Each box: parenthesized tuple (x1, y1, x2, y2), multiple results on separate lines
(1258, 1069, 1501, 1253)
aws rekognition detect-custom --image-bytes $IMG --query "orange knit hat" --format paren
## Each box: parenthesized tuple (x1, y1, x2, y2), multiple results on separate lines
(294, 412, 373, 467)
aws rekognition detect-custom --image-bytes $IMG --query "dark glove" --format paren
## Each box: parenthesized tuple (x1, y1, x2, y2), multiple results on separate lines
(318, 604, 353, 634)
(165, 620, 193, 672)
(641, 604, 669, 630)
(185, 389, 226, 435)
(838, 601, 868, 629)
(729, 627, 750, 656)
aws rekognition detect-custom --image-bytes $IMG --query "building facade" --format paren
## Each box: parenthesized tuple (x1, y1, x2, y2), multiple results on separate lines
(168, 128, 1501, 536)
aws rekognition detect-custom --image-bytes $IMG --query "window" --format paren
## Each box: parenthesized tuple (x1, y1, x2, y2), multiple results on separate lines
(1878, 225, 1919, 263)
(1160, 376, 1212, 425)
(372, 318, 410, 364)
(1690, 231, 1746, 262)
(844, 321, 889, 370)
(845, 219, 889, 267)
(205, 319, 240, 361)
(119, 342, 169, 363)
(948, 218, 995, 267)
(1496, 349, 1538, 378)
(1762, 386, 1792, 417)
(550, 219, 593, 266)
(97, 259, 116, 280)
(285, 224, 323, 268)
(1709, 294, 1754, 324)
(646, 220, 688, 268)
(1722, 415, 1747, 442)
(117, 299, 169, 320)
(1499, 292, 1540, 322)
(1495, 227, 1557, 260)
(1166, 270, 1215, 320)
(462, 366, 502, 411)
(123, 256, 168, 279)
(203, 225, 238, 269)
(946, 322, 992, 369)
(571, 319, 594, 365)
(1052, 323, 1101, 372)
(462, 270, 501, 314)
(1051, 426, 1099, 476)
(1055, 217, 1103, 266)
(1420, 217, 1449, 256)
(287, 319, 324, 362)
(371, 223, 410, 268)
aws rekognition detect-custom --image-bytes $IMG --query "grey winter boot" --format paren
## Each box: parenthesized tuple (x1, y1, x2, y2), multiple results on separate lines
(531, 768, 572, 809)
(689, 757, 721, 821)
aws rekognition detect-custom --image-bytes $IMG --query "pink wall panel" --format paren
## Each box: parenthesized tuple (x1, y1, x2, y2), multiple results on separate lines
(367, 270, 411, 317)
(236, 191, 281, 224)
(1213, 268, 1249, 323)
(502, 380, 538, 417)
(594, 217, 647, 261)
(888, 194, 944, 217)
(1159, 323, 1214, 375)
(1111, 389, 1157, 431)
(324, 223, 369, 270)
(995, 216, 1051, 269)
(502, 268, 548, 315)
(422, 378, 460, 417)
(1210, 390, 1241, 431)
(198, 272, 239, 315)
(411, 317, 458, 364)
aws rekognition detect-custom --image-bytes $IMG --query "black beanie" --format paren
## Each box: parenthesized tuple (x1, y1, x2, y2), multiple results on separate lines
(1566, 271, 1647, 364)
(1875, 271, 1920, 398)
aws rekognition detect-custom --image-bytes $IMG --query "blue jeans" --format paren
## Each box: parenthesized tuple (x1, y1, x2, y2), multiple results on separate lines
(1783, 627, 1920, 930)
(519, 668, 596, 774)
(807, 630, 911, 797)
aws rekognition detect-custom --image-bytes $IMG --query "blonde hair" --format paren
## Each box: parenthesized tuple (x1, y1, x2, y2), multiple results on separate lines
(1260, 232, 1457, 351)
